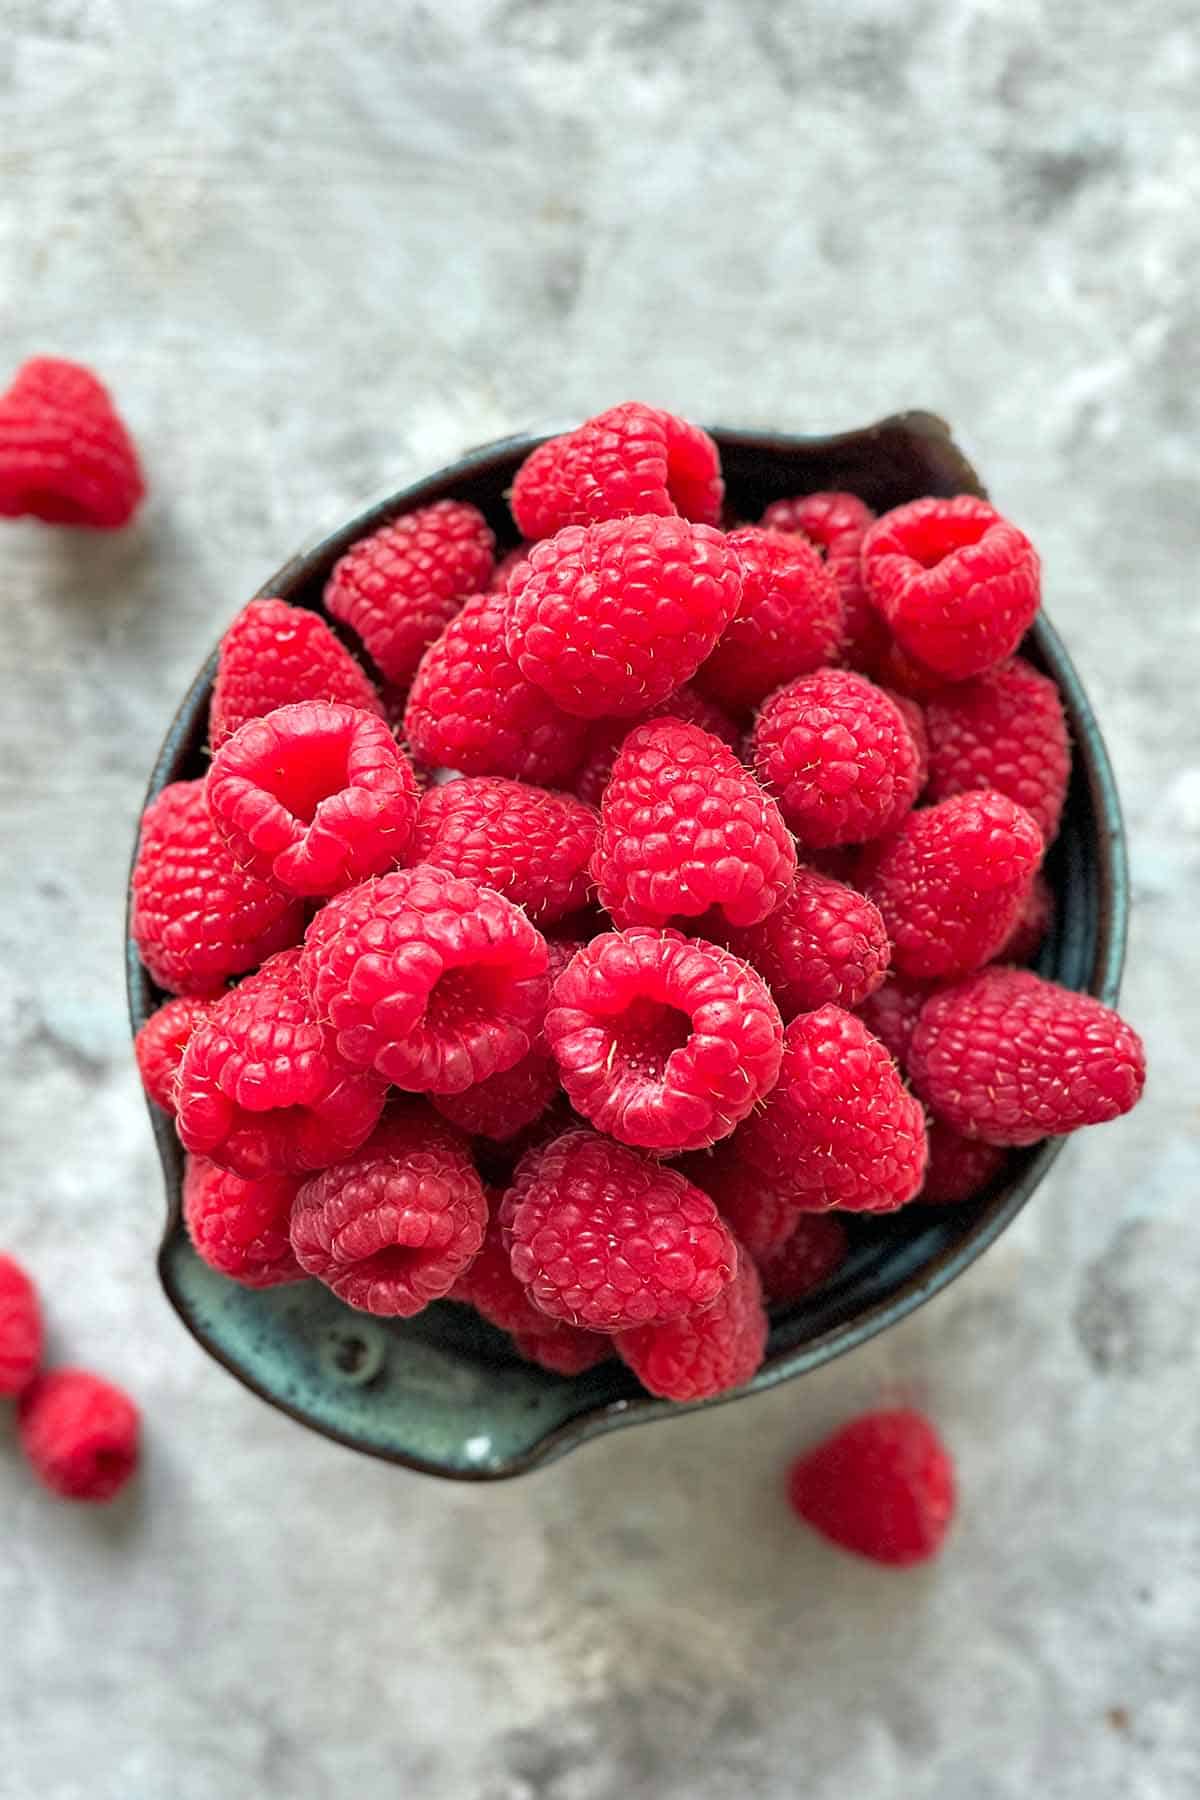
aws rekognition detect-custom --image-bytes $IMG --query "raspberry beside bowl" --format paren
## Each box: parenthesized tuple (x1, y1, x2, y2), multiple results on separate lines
(126, 414, 1128, 1481)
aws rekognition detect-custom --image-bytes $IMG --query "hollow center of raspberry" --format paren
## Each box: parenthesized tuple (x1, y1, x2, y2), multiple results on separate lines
(609, 997, 693, 1080)
(15, 487, 92, 524)
(907, 516, 991, 569)
(263, 732, 352, 823)
(427, 962, 518, 1033)
(351, 1245, 424, 1285)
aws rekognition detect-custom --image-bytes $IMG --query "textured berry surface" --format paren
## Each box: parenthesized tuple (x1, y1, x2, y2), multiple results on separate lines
(722, 868, 891, 1018)
(997, 869, 1054, 965)
(324, 499, 494, 687)
(209, 598, 383, 749)
(855, 973, 937, 1069)
(18, 1369, 140, 1503)
(678, 1144, 808, 1259)
(490, 542, 533, 590)
(511, 403, 723, 540)
(182, 1157, 304, 1288)
(505, 514, 743, 719)
(572, 684, 739, 811)
(134, 995, 214, 1113)
(615, 1250, 766, 1402)
(0, 1254, 42, 1397)
(862, 495, 1041, 680)
(546, 928, 783, 1153)
(205, 700, 419, 897)
(756, 1215, 849, 1305)
(131, 780, 303, 995)
(919, 1123, 1008, 1205)
(760, 490, 882, 667)
(291, 1105, 486, 1316)
(511, 1322, 612, 1375)
(432, 939, 578, 1141)
(450, 1197, 556, 1337)
(409, 777, 597, 925)
(594, 718, 795, 927)
(694, 526, 842, 710)
(300, 866, 549, 1094)
(924, 657, 1070, 844)
(0, 356, 143, 528)
(885, 690, 930, 793)
(909, 968, 1146, 1145)
(788, 1408, 956, 1565)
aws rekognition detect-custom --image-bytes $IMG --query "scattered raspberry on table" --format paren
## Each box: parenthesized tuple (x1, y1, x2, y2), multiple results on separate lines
(0, 355, 144, 529)
(0, 1253, 43, 1397)
(18, 1368, 140, 1504)
(788, 1408, 956, 1565)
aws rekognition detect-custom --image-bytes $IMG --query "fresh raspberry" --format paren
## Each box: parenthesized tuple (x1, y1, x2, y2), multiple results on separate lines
(134, 995, 215, 1113)
(408, 778, 598, 926)
(885, 690, 930, 792)
(909, 968, 1146, 1146)
(924, 657, 1071, 844)
(545, 928, 783, 1154)
(861, 791, 1044, 980)
(205, 701, 419, 898)
(209, 598, 383, 750)
(919, 1123, 1008, 1205)
(678, 1143, 808, 1259)
(854, 972, 937, 1068)
(512, 1323, 612, 1375)
(572, 683, 739, 811)
(130, 780, 304, 996)
(733, 1005, 928, 1213)
(324, 499, 494, 688)
(750, 669, 922, 849)
(505, 515, 744, 719)
(787, 1408, 956, 1565)
(450, 1196, 557, 1337)
(404, 589, 589, 785)
(693, 527, 842, 710)
(432, 939, 578, 1142)
(721, 868, 891, 1019)
(510, 403, 723, 540)
(863, 634, 953, 702)
(0, 356, 144, 529)
(862, 495, 1041, 680)
(615, 1250, 767, 1402)
(290, 1105, 487, 1317)
(18, 1369, 140, 1503)
(182, 1157, 304, 1288)
(0, 1254, 42, 1397)
(756, 1215, 849, 1305)
(500, 1128, 737, 1331)
(996, 869, 1054, 965)
(176, 948, 386, 1177)
(760, 490, 883, 668)
(299, 866, 549, 1095)
(490, 542, 533, 590)
(593, 718, 796, 928)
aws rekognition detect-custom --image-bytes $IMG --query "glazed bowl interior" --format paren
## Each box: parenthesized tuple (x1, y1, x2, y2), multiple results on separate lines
(127, 413, 1127, 1481)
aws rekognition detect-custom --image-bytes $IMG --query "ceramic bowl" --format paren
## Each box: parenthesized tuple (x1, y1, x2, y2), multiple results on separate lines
(127, 413, 1128, 1481)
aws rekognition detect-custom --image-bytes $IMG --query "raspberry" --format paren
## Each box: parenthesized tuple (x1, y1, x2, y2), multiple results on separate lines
(409, 777, 598, 926)
(919, 1123, 1007, 1205)
(18, 1369, 140, 1503)
(854, 972, 937, 1068)
(545, 928, 783, 1153)
(505, 515, 743, 719)
(0, 356, 144, 529)
(908, 968, 1146, 1145)
(593, 718, 796, 928)
(756, 1215, 849, 1305)
(721, 868, 891, 1018)
(512, 1323, 612, 1375)
(131, 780, 304, 996)
(885, 690, 930, 792)
(862, 495, 1041, 680)
(572, 683, 739, 811)
(324, 499, 494, 688)
(0, 1254, 42, 1397)
(432, 939, 579, 1142)
(209, 598, 384, 749)
(924, 657, 1071, 844)
(733, 1005, 928, 1213)
(176, 948, 386, 1177)
(500, 1128, 737, 1331)
(134, 995, 215, 1113)
(290, 1105, 487, 1317)
(760, 490, 883, 668)
(299, 866, 549, 1095)
(510, 403, 723, 540)
(750, 669, 922, 849)
(450, 1197, 556, 1337)
(182, 1157, 304, 1288)
(693, 527, 843, 710)
(615, 1250, 767, 1402)
(205, 701, 419, 898)
(866, 635, 952, 701)
(997, 869, 1054, 965)
(404, 589, 589, 786)
(787, 1408, 956, 1565)
(861, 791, 1044, 980)
(490, 542, 533, 590)
(678, 1144, 807, 1259)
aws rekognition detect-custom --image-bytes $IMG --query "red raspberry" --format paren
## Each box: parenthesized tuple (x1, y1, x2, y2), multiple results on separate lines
(760, 489, 884, 668)
(205, 701, 419, 898)
(919, 1123, 1007, 1205)
(404, 590, 589, 786)
(885, 690, 930, 792)
(693, 527, 842, 710)
(505, 515, 744, 719)
(787, 1408, 956, 1565)
(854, 972, 937, 1068)
(721, 868, 890, 1019)
(861, 791, 1044, 980)
(924, 657, 1071, 844)
(0, 1254, 42, 1397)
(432, 939, 578, 1142)
(615, 1250, 767, 1402)
(593, 718, 796, 928)
(130, 780, 304, 996)
(300, 866, 549, 1095)
(324, 499, 494, 687)
(408, 777, 597, 926)
(176, 948, 386, 1177)
(0, 356, 143, 529)
(450, 1196, 557, 1337)
(733, 1005, 928, 1213)
(490, 542, 534, 590)
(751, 669, 922, 849)
(909, 967, 1146, 1145)
(182, 1157, 304, 1288)
(512, 1323, 612, 1376)
(996, 869, 1054, 965)
(510, 403, 723, 540)
(134, 995, 215, 1113)
(209, 598, 383, 749)
(18, 1369, 140, 1503)
(290, 1105, 487, 1317)
(862, 495, 1041, 680)
(678, 1143, 808, 1259)
(500, 1128, 737, 1331)
(572, 683, 739, 811)
(545, 928, 783, 1154)
(756, 1215, 849, 1305)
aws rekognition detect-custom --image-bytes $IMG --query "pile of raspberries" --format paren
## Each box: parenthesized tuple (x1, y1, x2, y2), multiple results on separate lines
(129, 400, 1146, 1406)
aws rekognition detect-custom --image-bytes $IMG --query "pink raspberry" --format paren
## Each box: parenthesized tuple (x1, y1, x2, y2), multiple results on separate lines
(885, 689, 930, 792)
(18, 1369, 140, 1503)
(909, 968, 1146, 1145)
(919, 1123, 1008, 1205)
(208, 598, 384, 749)
(0, 1254, 43, 1397)
(134, 995, 215, 1113)
(450, 1196, 558, 1338)
(432, 940, 579, 1143)
(787, 1408, 956, 1565)
(614, 1250, 767, 1402)
(182, 1157, 304, 1288)
(678, 1144, 809, 1259)
(760, 489, 884, 668)
(0, 355, 144, 529)
(693, 526, 843, 710)
(865, 635, 952, 701)
(511, 1324, 612, 1376)
(721, 867, 891, 1018)
(510, 403, 723, 540)
(755, 1215, 849, 1305)
(408, 777, 597, 925)
(490, 542, 534, 590)
(572, 683, 739, 811)
(924, 657, 1071, 844)
(854, 972, 938, 1068)
(996, 869, 1054, 965)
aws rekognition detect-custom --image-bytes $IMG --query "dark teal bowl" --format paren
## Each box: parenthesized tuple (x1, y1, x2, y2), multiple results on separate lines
(127, 413, 1128, 1480)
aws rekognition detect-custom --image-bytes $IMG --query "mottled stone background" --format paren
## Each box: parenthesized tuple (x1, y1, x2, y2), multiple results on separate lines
(1, 2, 1197, 1796)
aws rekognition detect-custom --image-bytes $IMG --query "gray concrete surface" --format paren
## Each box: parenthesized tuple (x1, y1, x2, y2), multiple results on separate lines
(1, 2, 1197, 1795)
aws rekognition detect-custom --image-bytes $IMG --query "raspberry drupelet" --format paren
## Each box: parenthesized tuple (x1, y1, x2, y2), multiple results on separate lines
(510, 403, 723, 540)
(0, 355, 144, 529)
(721, 867, 891, 1019)
(787, 1408, 956, 1565)
(924, 656, 1071, 845)
(183, 1158, 305, 1288)
(694, 526, 843, 710)
(615, 1248, 767, 1403)
(134, 995, 215, 1114)
(408, 777, 598, 926)
(0, 1254, 43, 1397)
(18, 1369, 140, 1503)
(209, 597, 384, 748)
